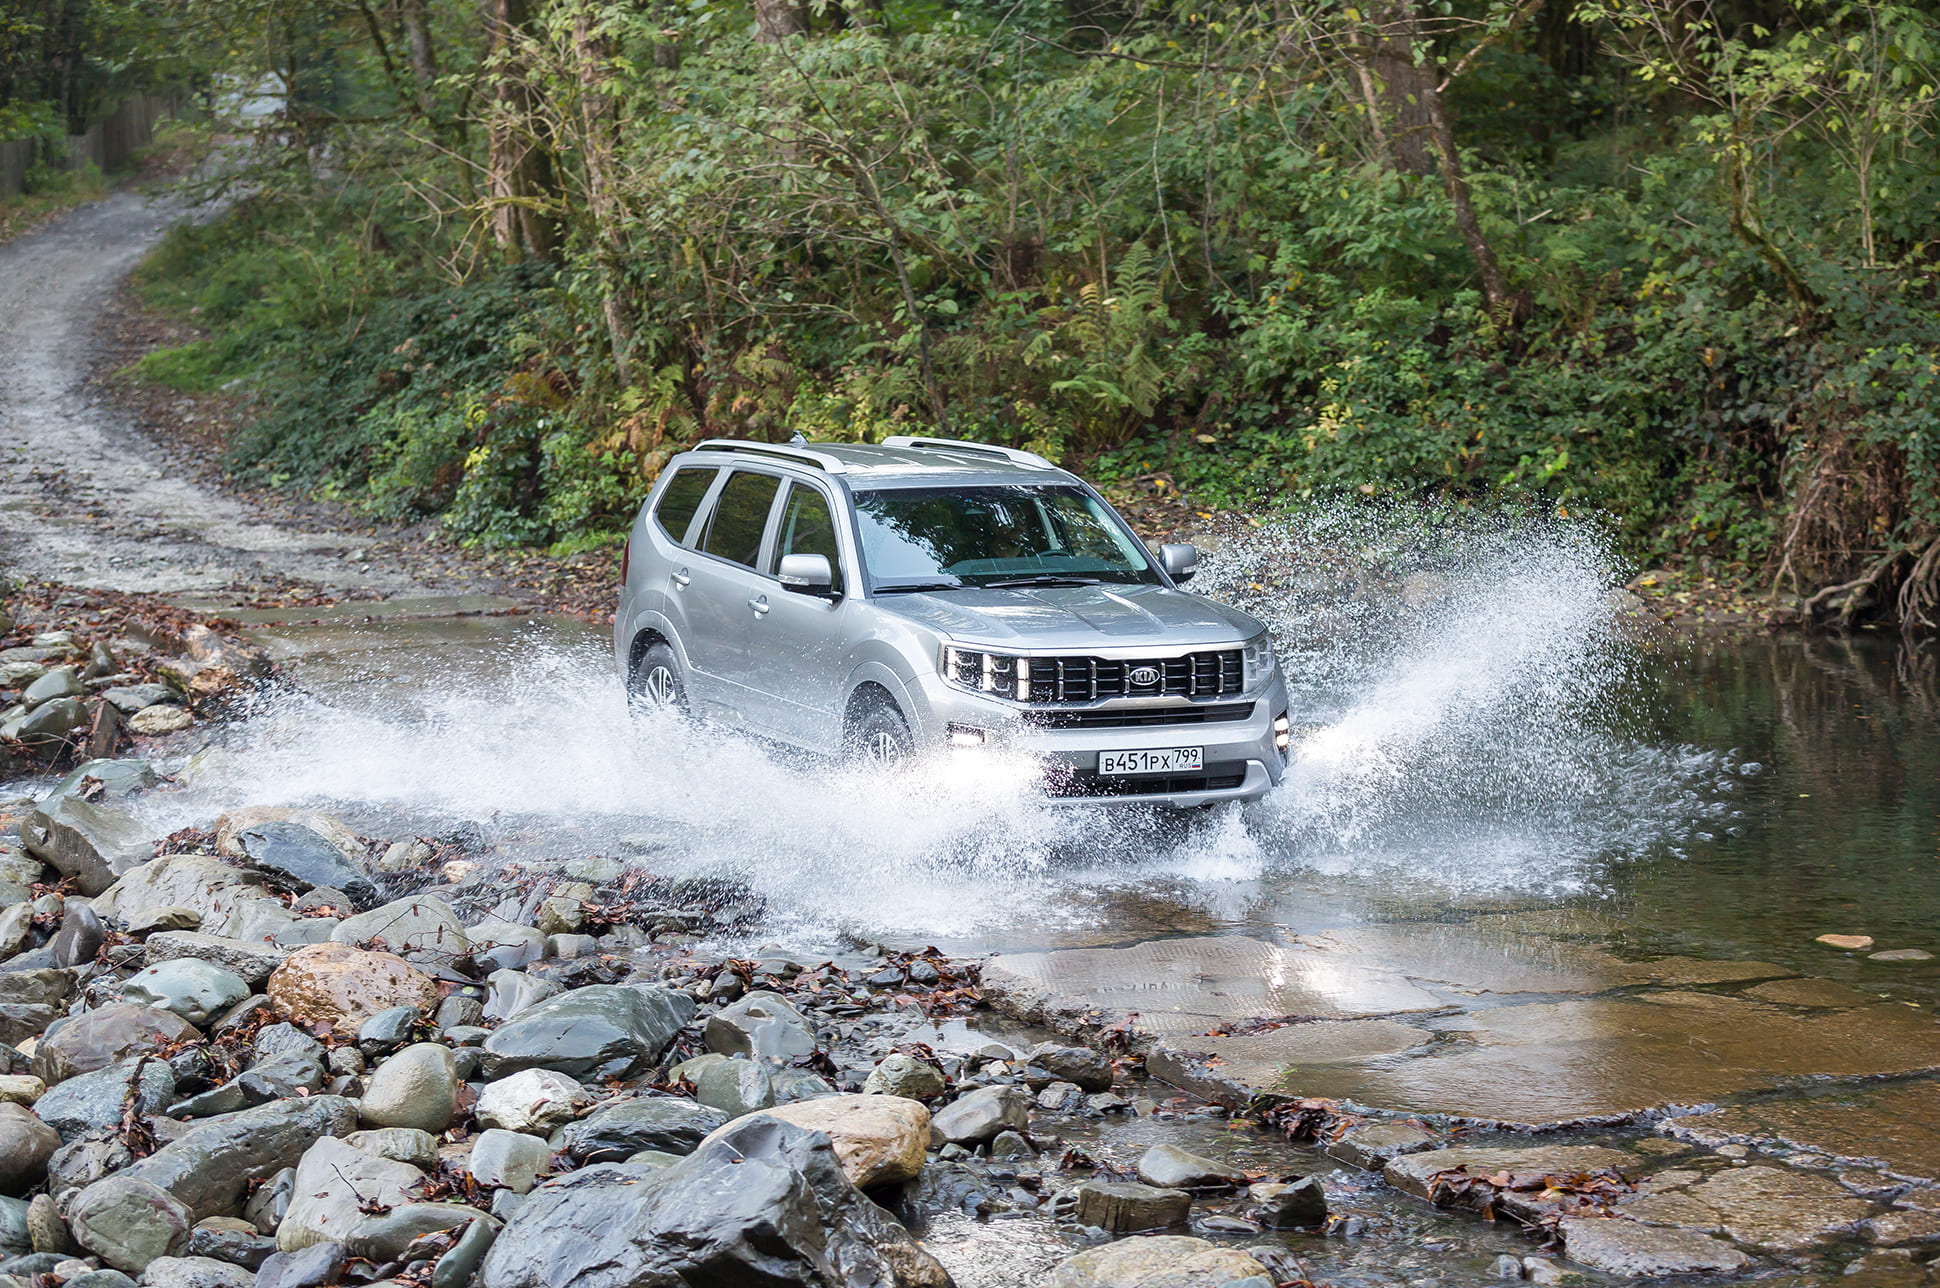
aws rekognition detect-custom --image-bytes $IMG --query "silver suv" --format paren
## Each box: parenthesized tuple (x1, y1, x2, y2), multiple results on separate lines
(613, 436, 1291, 805)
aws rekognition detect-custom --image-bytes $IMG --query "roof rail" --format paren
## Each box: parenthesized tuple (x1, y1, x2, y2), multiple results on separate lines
(879, 436, 1056, 469)
(693, 439, 848, 473)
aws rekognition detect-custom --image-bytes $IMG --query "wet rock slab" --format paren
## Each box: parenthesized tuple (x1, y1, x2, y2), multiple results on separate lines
(1665, 1081, 1940, 1182)
(1621, 1165, 1876, 1253)
(1558, 1216, 1750, 1276)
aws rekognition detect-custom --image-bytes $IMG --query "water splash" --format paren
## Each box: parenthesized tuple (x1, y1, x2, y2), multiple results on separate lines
(126, 506, 1737, 946)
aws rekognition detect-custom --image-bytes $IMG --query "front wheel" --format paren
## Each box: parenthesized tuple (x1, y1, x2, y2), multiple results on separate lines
(629, 641, 688, 715)
(847, 700, 914, 767)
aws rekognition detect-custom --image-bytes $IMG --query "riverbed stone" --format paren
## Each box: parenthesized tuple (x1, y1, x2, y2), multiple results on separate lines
(20, 797, 152, 896)
(32, 1057, 174, 1141)
(0, 904, 30, 961)
(474, 1117, 951, 1288)
(266, 943, 437, 1030)
(1558, 1217, 1750, 1275)
(31, 1004, 196, 1085)
(1326, 1120, 1441, 1169)
(141, 932, 286, 985)
(863, 1053, 947, 1100)
(126, 906, 200, 935)
(726, 1094, 930, 1188)
(481, 985, 693, 1082)
(689, 1055, 775, 1118)
(18, 696, 89, 741)
(0, 1075, 42, 1106)
(18, 900, 108, 970)
(91, 856, 292, 943)
(1627, 1165, 1874, 1253)
(345, 1127, 440, 1169)
(100, 685, 176, 716)
(1025, 1043, 1114, 1092)
(0, 1103, 57, 1193)
(0, 968, 71, 1046)
(233, 822, 378, 909)
(704, 990, 818, 1061)
(345, 1202, 494, 1262)
(214, 810, 362, 869)
(474, 1068, 591, 1134)
(121, 959, 250, 1025)
(20, 667, 82, 707)
(120, 1096, 358, 1223)
(930, 1085, 1031, 1146)
(1136, 1143, 1246, 1190)
(49, 759, 157, 801)
(137, 1255, 256, 1288)
(469, 1130, 552, 1193)
(128, 706, 193, 735)
(333, 896, 467, 963)
(464, 922, 545, 973)
(359, 1043, 458, 1133)
(482, 969, 561, 1023)
(275, 1137, 424, 1253)
(68, 1176, 193, 1274)
(558, 1096, 729, 1162)
(1385, 1146, 1637, 1203)
(1070, 1181, 1193, 1232)
(1047, 1235, 1270, 1287)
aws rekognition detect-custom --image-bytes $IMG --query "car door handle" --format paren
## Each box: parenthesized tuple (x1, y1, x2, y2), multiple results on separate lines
(748, 595, 770, 616)
(672, 569, 690, 589)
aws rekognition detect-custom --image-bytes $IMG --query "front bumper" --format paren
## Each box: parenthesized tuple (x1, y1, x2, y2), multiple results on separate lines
(909, 668, 1291, 806)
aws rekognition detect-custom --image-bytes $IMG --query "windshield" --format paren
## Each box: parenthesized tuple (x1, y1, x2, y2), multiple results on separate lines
(852, 485, 1159, 591)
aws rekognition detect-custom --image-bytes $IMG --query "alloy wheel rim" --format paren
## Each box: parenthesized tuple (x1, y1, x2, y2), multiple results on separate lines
(644, 666, 678, 705)
(870, 730, 902, 764)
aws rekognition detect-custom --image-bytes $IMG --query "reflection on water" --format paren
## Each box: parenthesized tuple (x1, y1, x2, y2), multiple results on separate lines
(112, 516, 1937, 1010)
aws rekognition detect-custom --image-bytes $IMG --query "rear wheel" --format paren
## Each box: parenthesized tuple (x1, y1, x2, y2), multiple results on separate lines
(629, 641, 687, 715)
(847, 698, 914, 767)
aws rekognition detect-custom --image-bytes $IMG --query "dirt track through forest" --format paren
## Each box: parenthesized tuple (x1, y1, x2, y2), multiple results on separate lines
(0, 191, 420, 597)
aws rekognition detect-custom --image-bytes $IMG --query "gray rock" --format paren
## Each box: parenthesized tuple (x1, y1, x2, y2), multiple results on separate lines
(464, 923, 545, 973)
(1046, 1236, 1270, 1287)
(22, 797, 152, 897)
(120, 1096, 359, 1223)
(121, 959, 250, 1025)
(862, 1053, 946, 1100)
(26, 1193, 70, 1255)
(474, 1068, 591, 1135)
(140, 933, 286, 985)
(125, 906, 200, 935)
(32, 1005, 196, 1085)
(357, 1005, 422, 1053)
(345, 1127, 440, 1170)
(0, 906, 30, 964)
(16, 696, 88, 741)
(332, 897, 468, 963)
(33, 1057, 174, 1141)
(9, 900, 108, 970)
(46, 1138, 133, 1192)
(690, 1057, 775, 1119)
(1026, 1043, 1113, 1092)
(432, 1215, 497, 1288)
(1071, 1180, 1192, 1232)
(0, 1194, 27, 1251)
(0, 968, 71, 1047)
(243, 1169, 293, 1236)
(703, 991, 816, 1061)
(480, 970, 560, 1023)
(91, 857, 292, 944)
(481, 985, 694, 1082)
(989, 1130, 1034, 1159)
(1036, 1081, 1083, 1113)
(63, 1271, 137, 1288)
(21, 667, 83, 708)
(1559, 1217, 1749, 1276)
(475, 1117, 951, 1288)
(68, 1176, 193, 1274)
(559, 1097, 730, 1163)
(232, 824, 377, 909)
(469, 1130, 552, 1194)
(0, 1103, 57, 1193)
(100, 685, 178, 717)
(342, 1202, 493, 1262)
(249, 1242, 343, 1288)
(274, 1138, 423, 1253)
(930, 1085, 1030, 1146)
(1257, 1176, 1329, 1228)
(182, 1222, 276, 1269)
(1136, 1143, 1246, 1191)
(1325, 1120, 1440, 1169)
(48, 759, 157, 801)
(135, 1255, 255, 1287)
(359, 1043, 457, 1134)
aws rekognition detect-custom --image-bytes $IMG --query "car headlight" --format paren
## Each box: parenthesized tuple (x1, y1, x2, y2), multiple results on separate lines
(1242, 633, 1278, 696)
(942, 645, 1031, 700)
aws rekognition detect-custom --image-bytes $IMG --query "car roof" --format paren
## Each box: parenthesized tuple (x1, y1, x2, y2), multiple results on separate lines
(682, 437, 1083, 487)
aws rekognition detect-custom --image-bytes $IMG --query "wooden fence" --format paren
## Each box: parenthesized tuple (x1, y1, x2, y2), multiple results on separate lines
(0, 94, 175, 200)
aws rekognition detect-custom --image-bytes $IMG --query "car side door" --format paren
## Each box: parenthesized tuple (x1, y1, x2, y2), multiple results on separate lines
(681, 466, 787, 723)
(744, 478, 855, 750)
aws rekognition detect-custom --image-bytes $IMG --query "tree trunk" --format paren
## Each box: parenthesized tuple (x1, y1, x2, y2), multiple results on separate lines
(573, 2, 638, 385)
(755, 0, 806, 42)
(401, 0, 439, 115)
(1421, 72, 1510, 315)
(485, 0, 559, 260)
(1361, 0, 1433, 173)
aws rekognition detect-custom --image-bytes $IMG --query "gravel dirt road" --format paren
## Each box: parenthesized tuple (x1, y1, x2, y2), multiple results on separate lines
(0, 190, 422, 598)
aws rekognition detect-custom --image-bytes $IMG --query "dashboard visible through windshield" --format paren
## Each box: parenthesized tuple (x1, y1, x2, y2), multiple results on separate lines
(852, 485, 1160, 592)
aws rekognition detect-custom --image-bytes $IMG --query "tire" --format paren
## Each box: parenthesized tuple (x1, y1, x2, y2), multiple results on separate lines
(847, 697, 914, 767)
(629, 641, 688, 715)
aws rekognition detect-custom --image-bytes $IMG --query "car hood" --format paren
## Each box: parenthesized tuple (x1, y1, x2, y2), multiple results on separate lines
(872, 583, 1262, 650)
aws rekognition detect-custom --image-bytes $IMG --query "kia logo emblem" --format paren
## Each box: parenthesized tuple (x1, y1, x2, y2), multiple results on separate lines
(1129, 665, 1161, 686)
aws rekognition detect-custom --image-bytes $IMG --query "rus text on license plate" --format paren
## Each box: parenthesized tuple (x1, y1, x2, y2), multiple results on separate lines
(1098, 747, 1205, 776)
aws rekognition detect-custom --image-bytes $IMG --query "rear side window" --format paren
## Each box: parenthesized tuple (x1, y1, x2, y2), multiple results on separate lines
(653, 466, 717, 545)
(701, 471, 782, 568)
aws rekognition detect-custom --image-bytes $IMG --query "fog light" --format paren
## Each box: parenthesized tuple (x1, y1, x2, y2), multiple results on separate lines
(1273, 712, 1291, 753)
(948, 724, 987, 748)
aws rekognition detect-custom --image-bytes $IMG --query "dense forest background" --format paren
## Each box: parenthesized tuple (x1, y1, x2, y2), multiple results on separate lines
(4, 0, 1938, 622)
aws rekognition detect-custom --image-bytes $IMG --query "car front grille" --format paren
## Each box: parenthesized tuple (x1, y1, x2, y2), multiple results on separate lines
(1045, 763, 1251, 798)
(1021, 702, 1255, 729)
(947, 648, 1243, 704)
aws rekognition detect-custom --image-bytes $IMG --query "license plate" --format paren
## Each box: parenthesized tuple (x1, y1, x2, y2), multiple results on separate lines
(1099, 746, 1204, 776)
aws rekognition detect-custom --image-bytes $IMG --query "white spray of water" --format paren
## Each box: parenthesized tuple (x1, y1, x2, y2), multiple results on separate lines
(126, 508, 1737, 945)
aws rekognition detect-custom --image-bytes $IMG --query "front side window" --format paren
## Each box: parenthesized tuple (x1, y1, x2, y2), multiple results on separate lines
(770, 483, 845, 593)
(700, 470, 782, 568)
(653, 466, 717, 545)
(853, 485, 1157, 590)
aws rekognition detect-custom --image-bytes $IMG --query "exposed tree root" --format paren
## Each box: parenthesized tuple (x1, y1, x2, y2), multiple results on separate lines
(1801, 536, 1940, 633)
(1897, 537, 1940, 633)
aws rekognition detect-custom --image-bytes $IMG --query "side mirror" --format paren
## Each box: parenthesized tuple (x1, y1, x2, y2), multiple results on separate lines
(1159, 543, 1200, 582)
(777, 553, 835, 595)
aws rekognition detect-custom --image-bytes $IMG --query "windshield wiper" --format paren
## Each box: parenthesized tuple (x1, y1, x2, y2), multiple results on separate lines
(874, 580, 965, 594)
(983, 575, 1103, 589)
